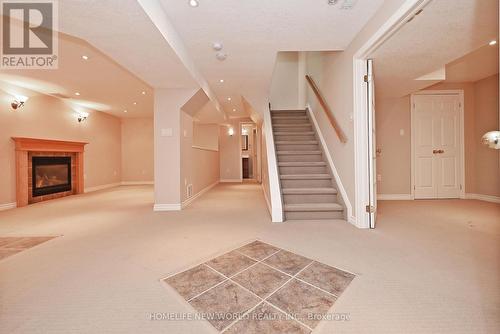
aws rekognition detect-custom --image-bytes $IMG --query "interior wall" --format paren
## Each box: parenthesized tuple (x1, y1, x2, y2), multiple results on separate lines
(180, 111, 219, 202)
(0, 93, 122, 205)
(193, 123, 219, 151)
(270, 52, 300, 110)
(219, 118, 248, 181)
(121, 118, 154, 183)
(376, 74, 499, 198)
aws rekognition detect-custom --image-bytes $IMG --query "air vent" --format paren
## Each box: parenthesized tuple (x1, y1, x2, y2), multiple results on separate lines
(340, 0, 357, 10)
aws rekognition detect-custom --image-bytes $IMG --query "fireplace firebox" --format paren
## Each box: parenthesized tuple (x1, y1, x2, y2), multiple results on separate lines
(32, 156, 72, 197)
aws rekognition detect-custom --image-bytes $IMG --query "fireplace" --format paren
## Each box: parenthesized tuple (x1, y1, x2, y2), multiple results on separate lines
(32, 156, 72, 197)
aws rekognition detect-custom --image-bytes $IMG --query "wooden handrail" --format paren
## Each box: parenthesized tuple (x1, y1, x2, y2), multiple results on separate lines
(305, 75, 347, 143)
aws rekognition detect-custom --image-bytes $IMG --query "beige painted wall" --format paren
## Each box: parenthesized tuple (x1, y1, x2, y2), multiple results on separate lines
(121, 118, 154, 183)
(376, 74, 499, 197)
(0, 93, 122, 205)
(180, 111, 219, 202)
(270, 52, 300, 110)
(193, 123, 219, 151)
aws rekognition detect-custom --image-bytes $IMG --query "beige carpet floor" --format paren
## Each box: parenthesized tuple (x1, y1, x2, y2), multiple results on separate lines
(0, 184, 498, 333)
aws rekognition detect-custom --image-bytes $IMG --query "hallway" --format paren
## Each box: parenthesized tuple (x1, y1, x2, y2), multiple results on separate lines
(0, 184, 498, 333)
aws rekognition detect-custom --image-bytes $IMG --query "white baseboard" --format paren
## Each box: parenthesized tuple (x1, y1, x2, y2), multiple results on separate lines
(465, 193, 500, 204)
(0, 202, 16, 211)
(261, 184, 273, 220)
(153, 203, 182, 211)
(84, 182, 122, 193)
(121, 181, 154, 185)
(182, 181, 219, 208)
(377, 194, 412, 200)
(220, 179, 242, 183)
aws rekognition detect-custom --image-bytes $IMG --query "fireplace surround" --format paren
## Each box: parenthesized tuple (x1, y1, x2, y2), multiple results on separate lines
(12, 137, 88, 207)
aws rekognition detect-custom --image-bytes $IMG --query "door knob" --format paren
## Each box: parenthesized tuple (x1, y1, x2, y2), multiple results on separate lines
(433, 149, 439, 154)
(439, 149, 444, 154)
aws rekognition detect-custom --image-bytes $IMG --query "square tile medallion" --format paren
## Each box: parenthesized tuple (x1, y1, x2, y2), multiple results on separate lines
(162, 241, 356, 333)
(0, 236, 59, 261)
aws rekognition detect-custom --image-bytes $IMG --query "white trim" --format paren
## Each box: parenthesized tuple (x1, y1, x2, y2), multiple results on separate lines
(220, 179, 243, 183)
(306, 104, 354, 224)
(353, 0, 432, 229)
(182, 181, 219, 208)
(0, 202, 16, 211)
(410, 90, 465, 199)
(84, 182, 121, 193)
(377, 194, 412, 200)
(261, 183, 272, 219)
(465, 193, 500, 204)
(153, 203, 182, 211)
(121, 181, 154, 185)
(263, 106, 284, 223)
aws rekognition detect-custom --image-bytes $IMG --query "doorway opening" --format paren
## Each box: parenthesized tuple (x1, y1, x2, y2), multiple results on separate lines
(240, 122, 261, 182)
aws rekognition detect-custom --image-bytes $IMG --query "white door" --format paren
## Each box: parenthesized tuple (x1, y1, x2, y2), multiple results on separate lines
(412, 94, 462, 199)
(367, 59, 377, 228)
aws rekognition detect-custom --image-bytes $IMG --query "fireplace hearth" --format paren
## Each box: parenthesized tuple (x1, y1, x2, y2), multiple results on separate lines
(32, 156, 72, 197)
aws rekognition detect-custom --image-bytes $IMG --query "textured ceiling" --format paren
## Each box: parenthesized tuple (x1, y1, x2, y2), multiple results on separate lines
(159, 0, 385, 118)
(371, 0, 499, 98)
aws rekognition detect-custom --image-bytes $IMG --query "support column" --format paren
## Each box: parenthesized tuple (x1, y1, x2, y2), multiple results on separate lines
(153, 88, 197, 211)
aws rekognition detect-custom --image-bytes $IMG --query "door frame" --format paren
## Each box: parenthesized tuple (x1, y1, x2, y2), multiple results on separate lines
(353, 0, 432, 228)
(410, 90, 465, 199)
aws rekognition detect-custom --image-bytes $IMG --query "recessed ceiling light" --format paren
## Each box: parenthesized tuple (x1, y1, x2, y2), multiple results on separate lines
(216, 52, 227, 61)
(227, 97, 231, 101)
(219, 79, 224, 83)
(188, 0, 199, 7)
(232, 108, 236, 112)
(81, 55, 89, 60)
(133, 102, 137, 105)
(489, 40, 497, 46)
(123, 110, 128, 113)
(75, 92, 81, 96)
(141, 91, 146, 95)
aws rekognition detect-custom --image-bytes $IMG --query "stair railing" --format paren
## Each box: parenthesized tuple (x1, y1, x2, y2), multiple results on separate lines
(305, 75, 348, 143)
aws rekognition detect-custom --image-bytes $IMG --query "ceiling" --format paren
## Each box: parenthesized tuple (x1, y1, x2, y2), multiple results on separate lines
(371, 0, 499, 98)
(0, 31, 154, 118)
(158, 0, 385, 118)
(445, 44, 499, 83)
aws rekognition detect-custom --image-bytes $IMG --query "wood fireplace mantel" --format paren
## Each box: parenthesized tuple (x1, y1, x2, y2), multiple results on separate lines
(11, 138, 88, 207)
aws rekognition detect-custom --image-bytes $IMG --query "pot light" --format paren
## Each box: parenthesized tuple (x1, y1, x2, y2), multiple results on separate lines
(188, 0, 199, 7)
(489, 40, 497, 46)
(212, 42, 223, 51)
(219, 79, 224, 83)
(75, 92, 81, 96)
(141, 91, 146, 95)
(81, 55, 89, 60)
(133, 102, 137, 105)
(232, 108, 236, 112)
(123, 110, 128, 113)
(227, 97, 231, 101)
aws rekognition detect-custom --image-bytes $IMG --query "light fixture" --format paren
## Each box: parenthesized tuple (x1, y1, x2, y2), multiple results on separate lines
(216, 52, 227, 61)
(133, 102, 137, 105)
(76, 111, 89, 123)
(219, 79, 224, 83)
(481, 131, 500, 149)
(327, 0, 338, 5)
(228, 127, 234, 136)
(242, 128, 248, 135)
(212, 42, 223, 51)
(232, 108, 236, 112)
(75, 92, 81, 96)
(188, 0, 199, 7)
(489, 40, 497, 46)
(227, 97, 231, 101)
(11, 95, 28, 110)
(123, 110, 128, 113)
(141, 91, 146, 95)
(81, 55, 89, 60)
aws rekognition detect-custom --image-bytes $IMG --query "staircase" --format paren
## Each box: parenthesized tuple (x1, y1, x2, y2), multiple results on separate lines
(272, 109, 344, 221)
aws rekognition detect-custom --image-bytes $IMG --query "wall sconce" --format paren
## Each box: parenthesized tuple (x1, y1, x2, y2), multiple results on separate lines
(481, 131, 500, 149)
(76, 111, 89, 123)
(228, 127, 234, 136)
(11, 95, 28, 110)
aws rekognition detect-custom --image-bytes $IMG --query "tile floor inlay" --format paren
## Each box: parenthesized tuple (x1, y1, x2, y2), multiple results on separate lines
(0, 236, 58, 261)
(162, 240, 356, 333)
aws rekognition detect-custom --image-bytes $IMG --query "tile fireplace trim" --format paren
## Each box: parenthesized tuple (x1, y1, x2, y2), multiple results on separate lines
(11, 137, 88, 208)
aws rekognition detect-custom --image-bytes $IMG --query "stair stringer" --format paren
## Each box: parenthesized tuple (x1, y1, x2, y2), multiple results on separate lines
(305, 104, 354, 225)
